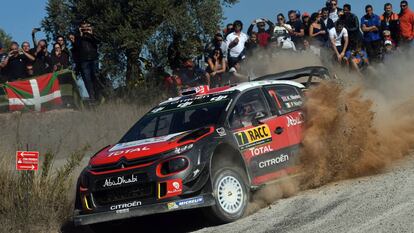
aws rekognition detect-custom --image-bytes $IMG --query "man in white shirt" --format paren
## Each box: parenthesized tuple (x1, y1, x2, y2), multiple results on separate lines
(226, 20, 249, 68)
(329, 21, 349, 62)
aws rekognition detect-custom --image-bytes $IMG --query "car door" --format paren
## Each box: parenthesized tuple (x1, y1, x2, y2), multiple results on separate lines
(228, 87, 301, 186)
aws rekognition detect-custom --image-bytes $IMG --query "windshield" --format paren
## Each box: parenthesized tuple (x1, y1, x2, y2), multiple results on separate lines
(119, 93, 232, 143)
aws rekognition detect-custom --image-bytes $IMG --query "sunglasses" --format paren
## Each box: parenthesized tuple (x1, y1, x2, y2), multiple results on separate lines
(401, 4, 407, 7)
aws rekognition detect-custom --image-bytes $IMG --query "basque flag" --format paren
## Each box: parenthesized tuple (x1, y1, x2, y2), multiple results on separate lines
(4, 72, 63, 111)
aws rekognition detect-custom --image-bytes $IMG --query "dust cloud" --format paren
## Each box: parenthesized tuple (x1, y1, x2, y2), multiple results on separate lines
(247, 47, 414, 212)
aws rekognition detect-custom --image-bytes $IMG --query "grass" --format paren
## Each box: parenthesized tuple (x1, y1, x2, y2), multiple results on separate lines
(0, 146, 88, 233)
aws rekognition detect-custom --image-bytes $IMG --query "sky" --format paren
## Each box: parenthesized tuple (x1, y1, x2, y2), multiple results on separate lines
(0, 0, 408, 48)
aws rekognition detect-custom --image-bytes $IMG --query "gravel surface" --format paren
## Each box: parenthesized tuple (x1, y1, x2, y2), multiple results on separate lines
(195, 157, 414, 233)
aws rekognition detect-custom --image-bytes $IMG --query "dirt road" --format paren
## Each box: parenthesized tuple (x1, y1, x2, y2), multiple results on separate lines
(195, 157, 414, 233)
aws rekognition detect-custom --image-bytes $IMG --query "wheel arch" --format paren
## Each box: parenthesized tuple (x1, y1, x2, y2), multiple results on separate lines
(209, 143, 251, 186)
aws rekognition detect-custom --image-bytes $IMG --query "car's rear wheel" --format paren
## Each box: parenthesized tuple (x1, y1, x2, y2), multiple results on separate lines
(205, 166, 249, 223)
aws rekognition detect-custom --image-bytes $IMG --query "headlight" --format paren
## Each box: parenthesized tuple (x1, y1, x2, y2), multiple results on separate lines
(174, 143, 194, 155)
(158, 157, 189, 176)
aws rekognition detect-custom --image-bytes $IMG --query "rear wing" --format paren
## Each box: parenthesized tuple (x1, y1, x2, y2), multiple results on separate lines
(253, 66, 332, 88)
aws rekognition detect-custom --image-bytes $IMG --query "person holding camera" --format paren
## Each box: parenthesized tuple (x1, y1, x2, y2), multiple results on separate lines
(73, 20, 100, 101)
(1, 42, 30, 81)
(247, 18, 274, 48)
(226, 20, 248, 69)
(51, 42, 70, 71)
(30, 39, 52, 76)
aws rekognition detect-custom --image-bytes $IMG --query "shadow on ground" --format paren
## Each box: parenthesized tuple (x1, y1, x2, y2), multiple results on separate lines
(62, 209, 214, 233)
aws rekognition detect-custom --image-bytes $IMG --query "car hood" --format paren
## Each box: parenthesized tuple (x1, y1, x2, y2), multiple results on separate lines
(89, 127, 214, 167)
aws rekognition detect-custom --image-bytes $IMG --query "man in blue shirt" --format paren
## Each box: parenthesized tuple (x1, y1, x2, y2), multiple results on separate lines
(361, 4, 382, 62)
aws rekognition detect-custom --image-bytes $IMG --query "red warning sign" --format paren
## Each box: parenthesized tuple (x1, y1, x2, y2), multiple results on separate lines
(16, 151, 39, 171)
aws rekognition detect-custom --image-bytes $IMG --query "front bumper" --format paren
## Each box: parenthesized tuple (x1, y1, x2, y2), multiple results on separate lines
(74, 193, 215, 226)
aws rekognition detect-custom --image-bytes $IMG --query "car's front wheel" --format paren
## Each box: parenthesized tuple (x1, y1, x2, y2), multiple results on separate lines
(205, 167, 249, 223)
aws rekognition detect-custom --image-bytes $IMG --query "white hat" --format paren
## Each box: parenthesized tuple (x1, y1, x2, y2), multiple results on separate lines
(384, 40, 392, 46)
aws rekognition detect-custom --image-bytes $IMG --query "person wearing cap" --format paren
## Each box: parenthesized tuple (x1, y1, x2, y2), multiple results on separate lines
(383, 30, 396, 47)
(226, 20, 249, 68)
(381, 3, 400, 45)
(399, 1, 414, 45)
(302, 12, 311, 37)
(247, 18, 274, 48)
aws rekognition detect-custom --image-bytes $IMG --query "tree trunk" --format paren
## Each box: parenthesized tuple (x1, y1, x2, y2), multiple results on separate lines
(125, 48, 141, 85)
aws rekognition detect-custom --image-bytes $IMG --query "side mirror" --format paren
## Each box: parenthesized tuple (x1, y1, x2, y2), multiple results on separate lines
(252, 111, 266, 126)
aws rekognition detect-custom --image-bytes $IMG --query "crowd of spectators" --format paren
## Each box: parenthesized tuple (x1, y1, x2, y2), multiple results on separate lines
(1, 1, 414, 97)
(172, 0, 414, 87)
(0, 20, 100, 101)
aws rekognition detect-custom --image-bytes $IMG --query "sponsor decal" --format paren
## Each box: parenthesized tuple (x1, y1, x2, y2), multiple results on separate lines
(116, 209, 129, 214)
(285, 100, 303, 108)
(210, 95, 228, 102)
(286, 113, 304, 127)
(166, 179, 182, 196)
(216, 127, 227, 136)
(102, 174, 139, 188)
(234, 125, 272, 150)
(258, 154, 289, 169)
(109, 132, 185, 152)
(248, 145, 274, 157)
(107, 147, 150, 157)
(167, 196, 204, 210)
(110, 200, 142, 211)
(151, 106, 165, 113)
(281, 94, 301, 102)
(160, 179, 183, 199)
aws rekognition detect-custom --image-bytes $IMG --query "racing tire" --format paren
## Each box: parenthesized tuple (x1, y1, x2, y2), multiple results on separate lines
(204, 166, 249, 223)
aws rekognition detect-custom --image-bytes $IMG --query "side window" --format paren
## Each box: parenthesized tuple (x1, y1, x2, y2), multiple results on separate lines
(265, 85, 303, 115)
(229, 89, 269, 129)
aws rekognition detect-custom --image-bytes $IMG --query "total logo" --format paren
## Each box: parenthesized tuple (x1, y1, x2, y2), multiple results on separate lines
(248, 145, 273, 157)
(107, 147, 150, 157)
(286, 113, 304, 127)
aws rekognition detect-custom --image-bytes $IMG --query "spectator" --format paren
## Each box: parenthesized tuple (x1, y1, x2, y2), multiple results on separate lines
(399, 1, 414, 46)
(302, 12, 311, 36)
(382, 39, 398, 63)
(383, 30, 397, 46)
(344, 41, 369, 73)
(273, 13, 292, 41)
(31, 39, 52, 76)
(0, 42, 8, 82)
(177, 59, 209, 87)
(73, 20, 101, 100)
(245, 32, 258, 55)
(327, 0, 343, 23)
(286, 10, 305, 49)
(302, 38, 321, 56)
(51, 42, 70, 71)
(247, 18, 274, 48)
(321, 7, 335, 45)
(20, 41, 35, 76)
(361, 5, 382, 62)
(206, 48, 226, 87)
(52, 35, 70, 57)
(204, 33, 227, 62)
(226, 20, 248, 68)
(329, 20, 349, 63)
(2, 42, 28, 81)
(380, 3, 400, 44)
(342, 4, 362, 50)
(224, 23, 234, 38)
(167, 34, 183, 72)
(309, 12, 326, 46)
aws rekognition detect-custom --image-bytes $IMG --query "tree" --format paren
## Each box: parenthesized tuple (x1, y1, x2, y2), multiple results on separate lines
(42, 0, 238, 87)
(0, 28, 13, 50)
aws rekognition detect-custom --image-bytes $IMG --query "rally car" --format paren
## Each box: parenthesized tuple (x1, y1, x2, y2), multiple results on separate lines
(74, 66, 330, 226)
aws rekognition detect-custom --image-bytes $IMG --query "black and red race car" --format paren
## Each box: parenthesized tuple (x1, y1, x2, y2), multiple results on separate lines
(74, 66, 330, 226)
